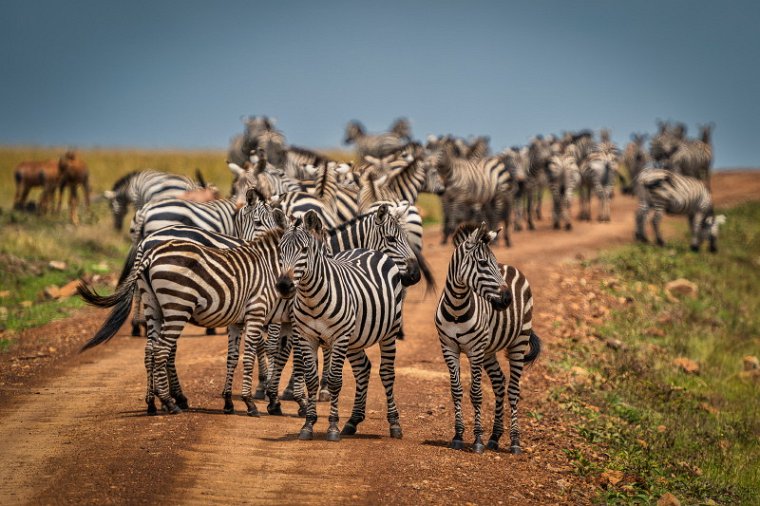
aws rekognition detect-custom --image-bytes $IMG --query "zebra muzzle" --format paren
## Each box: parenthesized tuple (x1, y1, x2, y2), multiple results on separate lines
(275, 275, 295, 298)
(490, 287, 512, 311)
(400, 259, 421, 287)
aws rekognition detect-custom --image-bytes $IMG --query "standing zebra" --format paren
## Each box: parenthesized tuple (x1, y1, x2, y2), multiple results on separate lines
(635, 168, 725, 252)
(435, 222, 541, 454)
(546, 152, 580, 231)
(621, 133, 650, 194)
(80, 226, 287, 416)
(670, 124, 713, 187)
(577, 141, 620, 222)
(275, 211, 405, 441)
(104, 170, 201, 231)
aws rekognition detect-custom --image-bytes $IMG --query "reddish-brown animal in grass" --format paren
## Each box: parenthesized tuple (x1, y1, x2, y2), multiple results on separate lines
(13, 159, 61, 213)
(57, 151, 91, 225)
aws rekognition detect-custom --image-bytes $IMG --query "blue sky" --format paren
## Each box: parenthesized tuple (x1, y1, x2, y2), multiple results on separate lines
(1, 1, 759, 168)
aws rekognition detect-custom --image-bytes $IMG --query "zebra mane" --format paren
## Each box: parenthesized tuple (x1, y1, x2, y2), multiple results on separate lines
(289, 145, 330, 165)
(111, 170, 140, 192)
(326, 209, 379, 236)
(452, 222, 480, 248)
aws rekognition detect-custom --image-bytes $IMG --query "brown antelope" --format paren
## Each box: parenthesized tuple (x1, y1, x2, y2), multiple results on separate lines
(57, 151, 91, 225)
(13, 159, 60, 213)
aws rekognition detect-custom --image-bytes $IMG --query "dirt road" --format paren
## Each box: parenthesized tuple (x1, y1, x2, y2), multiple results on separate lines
(1, 172, 757, 505)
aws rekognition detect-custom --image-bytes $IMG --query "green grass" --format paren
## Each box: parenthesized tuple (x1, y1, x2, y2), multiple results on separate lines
(561, 201, 760, 504)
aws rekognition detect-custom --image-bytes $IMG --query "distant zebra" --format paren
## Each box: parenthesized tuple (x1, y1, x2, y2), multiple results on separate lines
(436, 146, 511, 246)
(546, 153, 580, 230)
(621, 133, 650, 194)
(80, 226, 286, 416)
(670, 124, 713, 187)
(577, 142, 619, 222)
(104, 170, 200, 231)
(435, 222, 541, 454)
(275, 211, 405, 441)
(344, 120, 407, 157)
(635, 168, 725, 252)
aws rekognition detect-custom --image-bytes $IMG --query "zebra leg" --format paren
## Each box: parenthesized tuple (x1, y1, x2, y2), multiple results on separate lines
(506, 348, 528, 454)
(652, 209, 665, 247)
(144, 338, 157, 415)
(525, 189, 535, 230)
(319, 346, 331, 402)
(483, 354, 506, 450)
(266, 323, 291, 415)
(240, 319, 266, 417)
(379, 338, 402, 439)
(551, 189, 561, 230)
(154, 325, 184, 414)
(253, 325, 273, 400)
(222, 324, 242, 414)
(341, 349, 372, 436)
(688, 214, 701, 252)
(562, 193, 573, 231)
(325, 340, 349, 442)
(635, 204, 649, 242)
(298, 338, 320, 440)
(598, 185, 611, 222)
(442, 347, 465, 450)
(131, 291, 145, 337)
(167, 341, 189, 410)
(468, 351, 486, 453)
(291, 339, 309, 417)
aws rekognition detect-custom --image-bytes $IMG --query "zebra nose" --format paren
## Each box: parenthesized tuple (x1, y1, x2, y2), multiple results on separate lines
(491, 287, 512, 311)
(275, 275, 295, 298)
(400, 259, 421, 287)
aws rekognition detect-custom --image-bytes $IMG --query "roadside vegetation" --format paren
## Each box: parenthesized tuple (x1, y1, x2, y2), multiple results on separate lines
(554, 201, 760, 504)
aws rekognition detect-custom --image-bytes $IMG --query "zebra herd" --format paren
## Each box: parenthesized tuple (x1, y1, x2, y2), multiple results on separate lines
(77, 115, 722, 454)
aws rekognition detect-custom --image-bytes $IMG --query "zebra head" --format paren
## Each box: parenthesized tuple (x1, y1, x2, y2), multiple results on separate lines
(452, 222, 512, 311)
(234, 188, 288, 241)
(276, 211, 325, 299)
(368, 202, 420, 287)
(344, 120, 365, 145)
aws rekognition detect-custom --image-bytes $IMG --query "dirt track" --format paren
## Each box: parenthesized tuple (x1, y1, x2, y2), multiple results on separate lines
(1, 172, 758, 505)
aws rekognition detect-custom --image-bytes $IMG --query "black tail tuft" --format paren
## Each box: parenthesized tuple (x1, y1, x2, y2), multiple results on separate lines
(117, 243, 138, 286)
(413, 245, 437, 296)
(524, 331, 542, 365)
(80, 283, 135, 351)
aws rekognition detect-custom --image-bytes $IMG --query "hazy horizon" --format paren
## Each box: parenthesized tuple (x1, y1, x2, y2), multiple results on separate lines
(2, 1, 759, 168)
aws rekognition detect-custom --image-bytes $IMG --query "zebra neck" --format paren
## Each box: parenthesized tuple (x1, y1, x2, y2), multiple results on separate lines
(298, 250, 331, 302)
(442, 265, 475, 322)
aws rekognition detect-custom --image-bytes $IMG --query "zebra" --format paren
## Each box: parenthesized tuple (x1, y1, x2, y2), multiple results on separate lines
(435, 144, 511, 246)
(435, 222, 541, 454)
(227, 115, 287, 167)
(275, 210, 405, 441)
(670, 124, 713, 187)
(523, 136, 553, 229)
(103, 170, 200, 231)
(268, 202, 435, 411)
(635, 168, 725, 252)
(577, 141, 620, 222)
(546, 152, 581, 231)
(621, 133, 650, 194)
(344, 120, 407, 158)
(80, 225, 287, 417)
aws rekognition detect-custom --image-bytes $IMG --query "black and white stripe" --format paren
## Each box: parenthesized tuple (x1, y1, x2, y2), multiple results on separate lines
(275, 211, 405, 441)
(344, 120, 408, 158)
(435, 222, 540, 454)
(577, 141, 619, 222)
(635, 167, 724, 252)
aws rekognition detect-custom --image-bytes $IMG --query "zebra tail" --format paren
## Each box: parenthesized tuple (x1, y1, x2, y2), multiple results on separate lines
(117, 242, 139, 286)
(79, 282, 135, 351)
(523, 331, 542, 365)
(413, 245, 437, 295)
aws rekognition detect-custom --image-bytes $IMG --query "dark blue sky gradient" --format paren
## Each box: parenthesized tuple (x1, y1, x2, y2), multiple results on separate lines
(1, 1, 759, 167)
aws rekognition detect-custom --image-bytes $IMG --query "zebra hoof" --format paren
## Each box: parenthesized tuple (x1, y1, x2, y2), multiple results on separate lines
(326, 429, 341, 442)
(449, 439, 465, 450)
(267, 402, 283, 416)
(246, 405, 260, 417)
(689, 244, 699, 252)
(509, 445, 523, 454)
(253, 387, 266, 401)
(223, 405, 235, 415)
(473, 442, 485, 454)
(163, 401, 182, 415)
(298, 425, 314, 440)
(131, 324, 143, 337)
(341, 422, 357, 436)
(205, 327, 216, 335)
(146, 402, 157, 416)
(553, 222, 560, 230)
(389, 424, 403, 439)
(564, 223, 572, 231)
(280, 388, 295, 401)
(486, 440, 499, 451)
(318, 390, 330, 402)
(174, 395, 190, 409)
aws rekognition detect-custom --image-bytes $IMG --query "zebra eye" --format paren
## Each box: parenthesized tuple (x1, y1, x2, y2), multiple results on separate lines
(386, 235, 397, 244)
(477, 258, 488, 267)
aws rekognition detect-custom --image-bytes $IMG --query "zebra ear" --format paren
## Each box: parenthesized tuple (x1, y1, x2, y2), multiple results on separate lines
(272, 208, 288, 229)
(486, 228, 501, 244)
(227, 162, 245, 177)
(303, 210, 323, 233)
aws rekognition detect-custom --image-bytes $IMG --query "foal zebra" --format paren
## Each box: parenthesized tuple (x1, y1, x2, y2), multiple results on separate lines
(81, 227, 287, 416)
(635, 168, 725, 252)
(104, 170, 200, 231)
(435, 222, 541, 454)
(275, 211, 405, 441)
